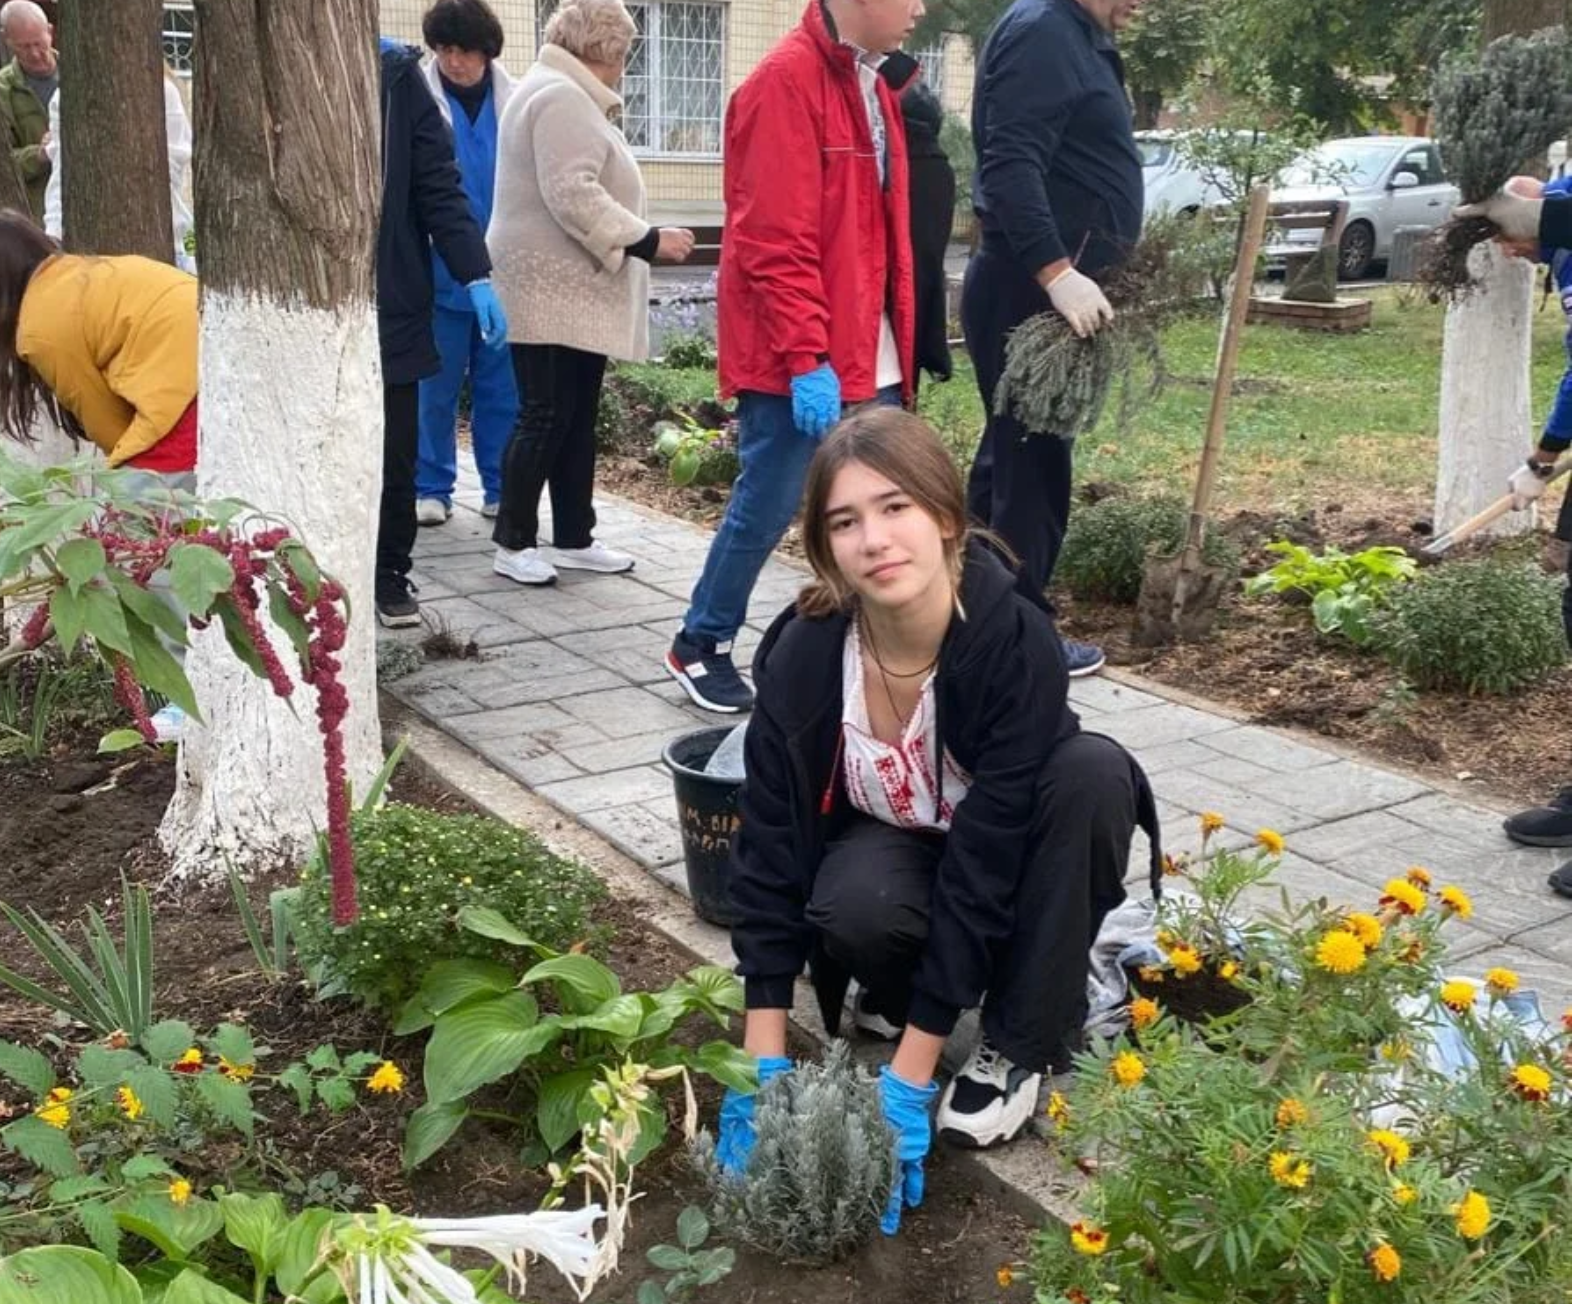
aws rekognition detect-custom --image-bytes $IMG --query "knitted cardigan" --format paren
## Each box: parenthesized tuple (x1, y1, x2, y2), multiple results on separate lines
(487, 44, 650, 361)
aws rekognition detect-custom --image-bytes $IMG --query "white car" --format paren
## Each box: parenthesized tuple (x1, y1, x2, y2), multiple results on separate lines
(1269, 136, 1459, 280)
(1137, 130, 1235, 217)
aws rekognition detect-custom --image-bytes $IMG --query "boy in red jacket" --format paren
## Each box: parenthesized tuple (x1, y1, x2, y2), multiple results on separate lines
(665, 0, 921, 713)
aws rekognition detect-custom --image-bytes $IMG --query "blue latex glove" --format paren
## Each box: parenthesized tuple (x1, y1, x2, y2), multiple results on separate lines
(467, 280, 509, 349)
(878, 1063, 938, 1236)
(715, 1055, 792, 1174)
(789, 363, 842, 439)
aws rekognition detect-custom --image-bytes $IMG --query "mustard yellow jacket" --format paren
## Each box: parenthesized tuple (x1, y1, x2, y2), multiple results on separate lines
(16, 254, 197, 466)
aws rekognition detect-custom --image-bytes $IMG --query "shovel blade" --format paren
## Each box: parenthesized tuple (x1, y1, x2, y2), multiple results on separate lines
(1134, 552, 1228, 648)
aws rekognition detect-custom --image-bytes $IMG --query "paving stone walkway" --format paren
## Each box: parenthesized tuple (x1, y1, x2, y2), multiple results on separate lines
(386, 478, 1572, 1013)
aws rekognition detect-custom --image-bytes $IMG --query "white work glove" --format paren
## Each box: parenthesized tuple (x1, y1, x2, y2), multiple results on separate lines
(1455, 191, 1544, 243)
(1045, 266, 1115, 338)
(1508, 458, 1555, 510)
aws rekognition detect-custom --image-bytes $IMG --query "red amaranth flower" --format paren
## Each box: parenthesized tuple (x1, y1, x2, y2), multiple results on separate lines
(110, 654, 156, 742)
(17, 603, 50, 649)
(305, 579, 356, 925)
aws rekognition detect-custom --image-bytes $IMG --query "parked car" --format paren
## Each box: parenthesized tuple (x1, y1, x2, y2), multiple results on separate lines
(1138, 130, 1233, 217)
(1269, 136, 1459, 280)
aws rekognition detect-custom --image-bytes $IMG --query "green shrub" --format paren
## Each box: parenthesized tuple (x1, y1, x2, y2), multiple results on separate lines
(1244, 542, 1417, 647)
(1372, 557, 1567, 695)
(1057, 495, 1240, 604)
(597, 364, 727, 453)
(293, 804, 606, 1009)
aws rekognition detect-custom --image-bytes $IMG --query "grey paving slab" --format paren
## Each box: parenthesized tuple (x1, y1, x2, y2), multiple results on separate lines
(555, 685, 706, 740)
(1196, 726, 1344, 774)
(1125, 737, 1218, 776)
(1147, 767, 1324, 835)
(1067, 677, 1165, 715)
(1386, 792, 1512, 849)
(1095, 702, 1239, 751)
(1283, 810, 1427, 864)
(556, 728, 689, 775)
(410, 596, 541, 649)
(577, 798, 687, 870)
(1236, 758, 1430, 822)
(536, 764, 674, 815)
(1437, 941, 1572, 1014)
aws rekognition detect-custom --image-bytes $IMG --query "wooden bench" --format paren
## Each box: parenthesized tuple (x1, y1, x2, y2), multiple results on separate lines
(1248, 197, 1372, 333)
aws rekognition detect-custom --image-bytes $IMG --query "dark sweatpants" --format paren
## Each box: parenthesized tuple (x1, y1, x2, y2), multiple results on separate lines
(804, 732, 1139, 1074)
(378, 381, 420, 586)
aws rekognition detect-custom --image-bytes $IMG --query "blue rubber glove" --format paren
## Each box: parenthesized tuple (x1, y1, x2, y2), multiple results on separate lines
(789, 363, 842, 439)
(715, 1054, 792, 1174)
(878, 1063, 938, 1236)
(467, 280, 509, 349)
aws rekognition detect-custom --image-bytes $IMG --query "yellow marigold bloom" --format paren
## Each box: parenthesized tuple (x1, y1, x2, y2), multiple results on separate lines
(173, 1048, 204, 1074)
(366, 1061, 405, 1095)
(1155, 928, 1178, 952)
(117, 1085, 143, 1121)
(1200, 811, 1226, 836)
(168, 1178, 192, 1207)
(995, 1265, 1014, 1288)
(1404, 865, 1433, 891)
(1069, 1222, 1108, 1256)
(1110, 1051, 1147, 1088)
(1268, 1151, 1312, 1189)
(1129, 996, 1160, 1031)
(1315, 929, 1367, 975)
(1438, 885, 1473, 919)
(1255, 828, 1285, 855)
(1137, 965, 1165, 985)
(217, 1057, 254, 1083)
(1511, 1063, 1552, 1103)
(1368, 1242, 1401, 1282)
(1393, 1184, 1418, 1206)
(1218, 960, 1240, 981)
(1046, 1091, 1070, 1129)
(1484, 968, 1519, 998)
(1367, 1129, 1411, 1169)
(1275, 1097, 1309, 1128)
(1453, 1190, 1490, 1240)
(1169, 944, 1202, 978)
(1380, 1038, 1412, 1063)
(35, 1086, 72, 1130)
(1161, 852, 1186, 877)
(1343, 912, 1384, 949)
(1379, 878, 1426, 916)
(1440, 980, 1476, 1015)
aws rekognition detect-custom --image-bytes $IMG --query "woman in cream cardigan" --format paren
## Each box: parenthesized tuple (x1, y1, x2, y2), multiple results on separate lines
(487, 0, 693, 587)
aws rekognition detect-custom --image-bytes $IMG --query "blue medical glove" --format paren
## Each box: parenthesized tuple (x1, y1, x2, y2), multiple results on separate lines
(789, 363, 842, 439)
(467, 280, 509, 349)
(878, 1063, 938, 1236)
(715, 1054, 792, 1174)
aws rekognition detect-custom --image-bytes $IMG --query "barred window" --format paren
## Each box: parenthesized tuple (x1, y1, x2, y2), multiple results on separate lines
(162, 2, 194, 76)
(908, 43, 945, 103)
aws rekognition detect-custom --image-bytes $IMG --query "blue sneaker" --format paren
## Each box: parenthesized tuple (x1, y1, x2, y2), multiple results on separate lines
(666, 629, 754, 713)
(1062, 637, 1105, 678)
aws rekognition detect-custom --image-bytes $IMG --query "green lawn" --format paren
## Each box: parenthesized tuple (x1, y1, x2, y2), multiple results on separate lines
(917, 288, 1572, 517)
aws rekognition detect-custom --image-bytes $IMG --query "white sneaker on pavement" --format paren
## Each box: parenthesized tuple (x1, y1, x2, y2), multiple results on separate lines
(481, 500, 500, 519)
(936, 1038, 1042, 1149)
(549, 542, 635, 574)
(416, 498, 451, 526)
(493, 546, 558, 586)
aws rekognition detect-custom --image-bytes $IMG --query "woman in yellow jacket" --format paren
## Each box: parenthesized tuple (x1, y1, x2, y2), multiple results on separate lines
(0, 211, 197, 475)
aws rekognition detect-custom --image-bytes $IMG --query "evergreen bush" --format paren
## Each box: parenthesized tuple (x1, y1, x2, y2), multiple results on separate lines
(1058, 495, 1240, 604)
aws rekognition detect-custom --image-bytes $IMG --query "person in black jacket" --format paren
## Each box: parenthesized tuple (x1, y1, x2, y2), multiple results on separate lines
(900, 75, 954, 389)
(376, 38, 508, 627)
(714, 407, 1159, 1232)
(963, 0, 1144, 678)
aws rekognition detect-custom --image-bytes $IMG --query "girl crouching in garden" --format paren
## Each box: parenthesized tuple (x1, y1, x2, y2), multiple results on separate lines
(716, 407, 1159, 1233)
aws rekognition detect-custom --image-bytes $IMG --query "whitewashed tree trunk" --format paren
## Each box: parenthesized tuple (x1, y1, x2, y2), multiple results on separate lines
(160, 0, 383, 881)
(1434, 241, 1536, 539)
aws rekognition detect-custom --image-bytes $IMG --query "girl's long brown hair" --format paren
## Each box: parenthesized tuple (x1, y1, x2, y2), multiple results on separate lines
(797, 407, 970, 618)
(0, 210, 82, 446)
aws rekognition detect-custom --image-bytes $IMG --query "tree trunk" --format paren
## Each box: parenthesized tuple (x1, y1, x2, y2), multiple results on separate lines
(1132, 88, 1163, 131)
(160, 0, 384, 882)
(55, 0, 172, 259)
(1483, 0, 1567, 41)
(1434, 243, 1536, 539)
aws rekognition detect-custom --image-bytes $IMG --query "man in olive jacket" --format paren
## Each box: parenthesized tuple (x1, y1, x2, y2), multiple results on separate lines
(0, 1, 57, 222)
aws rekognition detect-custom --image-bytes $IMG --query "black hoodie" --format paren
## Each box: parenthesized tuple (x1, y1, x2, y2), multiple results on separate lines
(730, 541, 1087, 1038)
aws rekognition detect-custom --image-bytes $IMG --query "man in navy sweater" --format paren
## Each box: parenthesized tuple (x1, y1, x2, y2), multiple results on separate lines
(963, 0, 1143, 676)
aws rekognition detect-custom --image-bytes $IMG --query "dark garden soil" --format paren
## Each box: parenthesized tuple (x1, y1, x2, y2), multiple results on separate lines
(0, 738, 1036, 1303)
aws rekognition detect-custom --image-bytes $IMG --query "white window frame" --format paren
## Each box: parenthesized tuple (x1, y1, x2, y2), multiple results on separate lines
(162, 2, 195, 78)
(908, 42, 946, 104)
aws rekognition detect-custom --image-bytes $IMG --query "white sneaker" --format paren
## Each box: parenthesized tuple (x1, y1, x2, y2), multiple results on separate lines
(549, 542, 635, 574)
(150, 703, 187, 744)
(416, 498, 451, 527)
(481, 500, 500, 519)
(493, 546, 558, 586)
(936, 1038, 1042, 1150)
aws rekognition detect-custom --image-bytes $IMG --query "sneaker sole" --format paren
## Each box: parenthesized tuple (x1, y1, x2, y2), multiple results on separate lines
(936, 1079, 1042, 1150)
(1065, 654, 1106, 679)
(665, 654, 750, 714)
(550, 554, 636, 574)
(1503, 824, 1572, 848)
(493, 563, 557, 587)
(376, 609, 422, 629)
(1550, 872, 1572, 899)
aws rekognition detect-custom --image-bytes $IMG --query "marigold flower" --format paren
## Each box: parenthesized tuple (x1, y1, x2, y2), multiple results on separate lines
(117, 1085, 143, 1121)
(1367, 1128, 1411, 1169)
(1069, 1222, 1108, 1256)
(1255, 828, 1285, 855)
(1155, 929, 1178, 951)
(1484, 967, 1519, 998)
(995, 1265, 1014, 1288)
(1200, 811, 1226, 836)
(367, 1060, 406, 1095)
(1438, 886, 1473, 919)
(1065, 1291, 1090, 1304)
(1136, 965, 1165, 984)
(168, 1178, 192, 1207)
(1160, 852, 1186, 877)
(1169, 944, 1202, 978)
(1268, 1151, 1312, 1189)
(217, 1057, 254, 1083)
(1218, 960, 1240, 981)
(1453, 1190, 1490, 1240)
(1315, 929, 1367, 975)
(1275, 1097, 1309, 1128)
(1368, 1242, 1401, 1282)
(1393, 1184, 1417, 1206)
(1110, 1051, 1147, 1088)
(1511, 1063, 1552, 1103)
(1342, 912, 1384, 949)
(1129, 997, 1160, 1031)
(1379, 878, 1426, 916)
(35, 1086, 71, 1130)
(1440, 980, 1476, 1014)
(173, 1048, 204, 1074)
(1380, 1038, 1412, 1063)
(1404, 865, 1432, 891)
(1046, 1091, 1070, 1129)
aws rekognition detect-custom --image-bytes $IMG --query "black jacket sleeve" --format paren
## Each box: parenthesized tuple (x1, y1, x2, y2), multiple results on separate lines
(406, 75, 491, 285)
(1543, 195, 1572, 253)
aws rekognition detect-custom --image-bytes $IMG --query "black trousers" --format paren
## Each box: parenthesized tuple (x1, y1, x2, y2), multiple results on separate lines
(1556, 492, 1572, 648)
(378, 381, 420, 584)
(805, 732, 1139, 1074)
(493, 343, 607, 552)
(960, 245, 1075, 614)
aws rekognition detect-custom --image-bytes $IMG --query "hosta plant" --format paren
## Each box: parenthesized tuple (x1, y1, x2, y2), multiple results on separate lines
(1244, 541, 1417, 648)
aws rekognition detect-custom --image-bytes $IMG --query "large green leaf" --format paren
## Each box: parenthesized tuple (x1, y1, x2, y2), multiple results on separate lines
(166, 545, 234, 620)
(140, 1020, 196, 1065)
(401, 959, 519, 1034)
(207, 594, 267, 680)
(536, 1068, 597, 1153)
(2, 1115, 81, 1178)
(688, 1041, 760, 1095)
(455, 905, 538, 949)
(521, 954, 620, 1015)
(159, 1271, 249, 1304)
(125, 1066, 179, 1130)
(77, 1046, 146, 1088)
(218, 1192, 285, 1279)
(401, 1100, 469, 1171)
(80, 583, 134, 657)
(55, 538, 107, 594)
(207, 1025, 254, 1070)
(274, 1208, 338, 1298)
(422, 991, 541, 1104)
(49, 584, 88, 653)
(0, 1039, 54, 1097)
(562, 994, 646, 1043)
(113, 1195, 225, 1263)
(0, 1245, 143, 1304)
(77, 1201, 122, 1263)
(194, 1073, 254, 1139)
(105, 571, 187, 643)
(122, 610, 198, 720)
(265, 586, 312, 671)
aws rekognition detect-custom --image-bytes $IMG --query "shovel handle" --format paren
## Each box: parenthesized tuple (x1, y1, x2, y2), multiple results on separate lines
(1422, 456, 1572, 555)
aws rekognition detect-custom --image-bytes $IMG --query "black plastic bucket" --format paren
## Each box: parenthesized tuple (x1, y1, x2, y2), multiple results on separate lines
(662, 726, 743, 927)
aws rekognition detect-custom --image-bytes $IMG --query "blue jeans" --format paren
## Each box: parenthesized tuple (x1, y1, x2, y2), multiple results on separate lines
(682, 385, 901, 645)
(417, 305, 520, 506)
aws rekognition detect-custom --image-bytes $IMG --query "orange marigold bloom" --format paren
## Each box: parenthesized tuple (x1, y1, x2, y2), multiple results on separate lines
(1136, 965, 1165, 985)
(1484, 968, 1519, 999)
(1342, 912, 1384, 949)
(1367, 1129, 1411, 1169)
(1275, 1097, 1309, 1128)
(1404, 866, 1433, 891)
(995, 1266, 1014, 1288)
(1511, 1063, 1552, 1103)
(1268, 1151, 1312, 1189)
(1440, 980, 1476, 1015)
(217, 1057, 254, 1083)
(1200, 811, 1226, 836)
(1129, 997, 1160, 1031)
(1255, 828, 1285, 855)
(1453, 1190, 1491, 1240)
(1379, 878, 1426, 916)
(1315, 929, 1367, 975)
(1169, 944, 1202, 978)
(1368, 1242, 1401, 1282)
(1065, 1291, 1091, 1304)
(1218, 960, 1240, 981)
(1110, 1051, 1147, 1088)
(1069, 1222, 1108, 1256)
(1438, 886, 1473, 919)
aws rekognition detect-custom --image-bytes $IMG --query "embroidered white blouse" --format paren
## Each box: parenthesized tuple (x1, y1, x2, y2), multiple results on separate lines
(841, 622, 971, 832)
